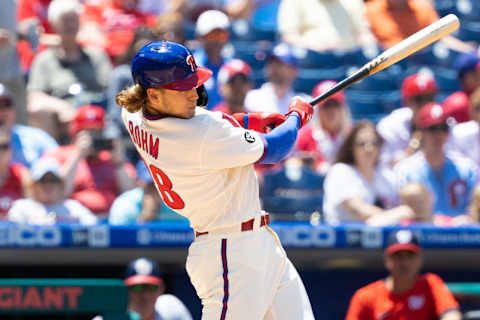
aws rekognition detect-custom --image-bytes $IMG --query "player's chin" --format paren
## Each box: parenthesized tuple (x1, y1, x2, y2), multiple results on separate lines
(179, 108, 196, 119)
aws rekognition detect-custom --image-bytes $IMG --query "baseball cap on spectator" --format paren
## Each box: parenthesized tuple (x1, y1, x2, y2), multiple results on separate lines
(70, 105, 105, 136)
(31, 158, 62, 182)
(443, 92, 470, 124)
(417, 102, 448, 129)
(268, 43, 298, 68)
(195, 10, 230, 37)
(312, 80, 345, 106)
(124, 257, 163, 286)
(401, 73, 437, 102)
(386, 229, 421, 255)
(454, 53, 480, 80)
(136, 161, 153, 184)
(217, 59, 252, 85)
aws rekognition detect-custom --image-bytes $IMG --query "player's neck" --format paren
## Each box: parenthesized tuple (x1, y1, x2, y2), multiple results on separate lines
(424, 150, 445, 170)
(386, 275, 417, 294)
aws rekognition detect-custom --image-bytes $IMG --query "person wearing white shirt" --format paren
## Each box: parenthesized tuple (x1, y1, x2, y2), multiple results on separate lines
(8, 158, 97, 225)
(245, 42, 300, 115)
(323, 121, 414, 225)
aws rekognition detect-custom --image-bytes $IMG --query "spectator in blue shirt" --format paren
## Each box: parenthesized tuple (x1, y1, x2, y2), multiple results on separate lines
(0, 83, 58, 169)
(395, 102, 478, 224)
(193, 10, 231, 110)
(109, 161, 188, 225)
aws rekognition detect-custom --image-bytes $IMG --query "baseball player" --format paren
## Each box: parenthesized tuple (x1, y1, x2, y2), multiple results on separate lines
(115, 41, 315, 319)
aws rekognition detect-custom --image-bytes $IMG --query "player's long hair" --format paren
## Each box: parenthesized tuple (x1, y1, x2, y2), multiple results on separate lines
(116, 84, 147, 113)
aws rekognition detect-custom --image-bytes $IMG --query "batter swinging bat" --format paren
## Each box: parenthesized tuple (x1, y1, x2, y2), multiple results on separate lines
(309, 14, 460, 106)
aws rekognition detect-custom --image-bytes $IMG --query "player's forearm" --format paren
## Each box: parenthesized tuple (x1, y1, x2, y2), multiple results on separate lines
(257, 114, 300, 164)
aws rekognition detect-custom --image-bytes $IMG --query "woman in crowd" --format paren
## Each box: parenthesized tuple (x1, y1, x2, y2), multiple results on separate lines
(323, 121, 414, 225)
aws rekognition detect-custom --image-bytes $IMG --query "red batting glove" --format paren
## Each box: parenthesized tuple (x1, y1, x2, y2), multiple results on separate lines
(233, 112, 286, 133)
(285, 96, 314, 128)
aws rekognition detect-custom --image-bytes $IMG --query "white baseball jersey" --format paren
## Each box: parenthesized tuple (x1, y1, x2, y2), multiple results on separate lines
(121, 107, 266, 231)
(377, 107, 413, 166)
(447, 120, 480, 166)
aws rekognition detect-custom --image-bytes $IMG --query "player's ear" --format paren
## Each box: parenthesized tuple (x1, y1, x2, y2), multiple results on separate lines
(146, 88, 161, 103)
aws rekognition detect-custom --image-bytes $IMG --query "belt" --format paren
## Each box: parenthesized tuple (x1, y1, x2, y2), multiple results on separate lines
(195, 214, 270, 238)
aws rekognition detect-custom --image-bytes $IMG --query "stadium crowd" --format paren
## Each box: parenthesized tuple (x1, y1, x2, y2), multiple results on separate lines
(0, 0, 479, 228)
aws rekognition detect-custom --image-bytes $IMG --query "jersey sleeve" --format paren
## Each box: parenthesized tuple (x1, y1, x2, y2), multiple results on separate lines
(345, 288, 374, 320)
(199, 114, 265, 169)
(425, 273, 459, 316)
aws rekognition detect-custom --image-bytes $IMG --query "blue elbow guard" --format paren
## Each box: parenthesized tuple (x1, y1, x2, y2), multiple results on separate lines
(257, 113, 301, 164)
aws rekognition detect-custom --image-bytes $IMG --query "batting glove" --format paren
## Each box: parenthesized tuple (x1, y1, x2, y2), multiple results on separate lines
(285, 96, 314, 128)
(233, 112, 286, 133)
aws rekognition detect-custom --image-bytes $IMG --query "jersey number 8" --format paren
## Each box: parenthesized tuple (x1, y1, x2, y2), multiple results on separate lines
(149, 164, 185, 210)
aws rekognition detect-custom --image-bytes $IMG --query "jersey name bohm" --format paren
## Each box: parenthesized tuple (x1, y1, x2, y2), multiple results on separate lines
(128, 121, 160, 160)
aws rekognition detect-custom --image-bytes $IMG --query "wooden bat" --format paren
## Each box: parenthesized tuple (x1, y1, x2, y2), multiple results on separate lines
(309, 14, 460, 106)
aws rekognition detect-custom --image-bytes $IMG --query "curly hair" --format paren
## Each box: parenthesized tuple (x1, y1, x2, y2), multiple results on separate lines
(115, 84, 148, 113)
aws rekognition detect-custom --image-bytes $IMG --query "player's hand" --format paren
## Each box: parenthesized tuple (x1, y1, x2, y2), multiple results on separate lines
(285, 96, 314, 128)
(232, 112, 286, 133)
(74, 130, 93, 158)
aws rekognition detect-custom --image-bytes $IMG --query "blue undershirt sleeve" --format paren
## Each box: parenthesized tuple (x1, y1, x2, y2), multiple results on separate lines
(257, 113, 301, 164)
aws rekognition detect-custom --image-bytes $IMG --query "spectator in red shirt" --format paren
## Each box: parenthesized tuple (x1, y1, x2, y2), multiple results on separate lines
(212, 59, 253, 115)
(0, 126, 29, 217)
(346, 229, 461, 320)
(80, 0, 157, 62)
(17, 0, 54, 35)
(44, 105, 136, 217)
(296, 80, 351, 174)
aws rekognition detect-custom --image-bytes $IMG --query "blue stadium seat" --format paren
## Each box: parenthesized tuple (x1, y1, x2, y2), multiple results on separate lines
(251, 1, 280, 31)
(349, 67, 402, 91)
(293, 67, 347, 94)
(251, 69, 266, 88)
(230, 41, 273, 70)
(455, 0, 480, 21)
(261, 166, 324, 219)
(297, 49, 368, 69)
(230, 20, 278, 42)
(434, 0, 457, 17)
(433, 67, 461, 93)
(345, 90, 383, 116)
(379, 90, 402, 113)
(458, 20, 480, 42)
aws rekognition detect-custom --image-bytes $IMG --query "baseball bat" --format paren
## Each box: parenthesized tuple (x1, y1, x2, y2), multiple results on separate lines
(309, 14, 460, 106)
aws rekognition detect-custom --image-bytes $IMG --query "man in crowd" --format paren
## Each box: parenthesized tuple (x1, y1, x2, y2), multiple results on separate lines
(377, 73, 437, 166)
(346, 229, 461, 320)
(93, 257, 192, 320)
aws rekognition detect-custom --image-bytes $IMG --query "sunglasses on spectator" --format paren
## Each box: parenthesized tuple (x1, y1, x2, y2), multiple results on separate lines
(425, 123, 449, 132)
(38, 176, 61, 184)
(0, 98, 13, 109)
(129, 284, 159, 293)
(0, 143, 10, 151)
(412, 94, 435, 105)
(204, 29, 229, 42)
(354, 139, 381, 148)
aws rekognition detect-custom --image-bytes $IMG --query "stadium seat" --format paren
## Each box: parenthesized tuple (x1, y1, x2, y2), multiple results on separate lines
(433, 67, 461, 93)
(434, 0, 457, 17)
(230, 20, 278, 42)
(458, 20, 480, 42)
(251, 69, 266, 88)
(293, 67, 347, 94)
(251, 0, 280, 31)
(349, 67, 402, 91)
(229, 41, 273, 69)
(296, 49, 368, 69)
(261, 165, 324, 220)
(345, 90, 384, 116)
(456, 0, 480, 21)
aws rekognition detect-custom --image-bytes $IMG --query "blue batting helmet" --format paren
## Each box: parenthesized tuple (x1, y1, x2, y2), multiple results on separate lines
(131, 41, 212, 90)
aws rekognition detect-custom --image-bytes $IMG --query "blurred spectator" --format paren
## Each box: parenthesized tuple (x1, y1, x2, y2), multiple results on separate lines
(443, 53, 480, 124)
(105, 27, 157, 148)
(212, 59, 253, 114)
(323, 121, 414, 226)
(224, 0, 258, 20)
(17, 0, 54, 35)
(395, 102, 478, 225)
(399, 183, 433, 224)
(193, 10, 231, 110)
(277, 0, 376, 52)
(295, 80, 352, 174)
(27, 0, 112, 142)
(0, 127, 30, 217)
(1, 0, 27, 125)
(366, 0, 473, 52)
(378, 73, 437, 166)
(80, 0, 157, 62)
(245, 42, 300, 114)
(44, 105, 136, 217)
(154, 12, 186, 44)
(7, 158, 97, 225)
(346, 229, 461, 320)
(109, 161, 188, 225)
(93, 257, 193, 320)
(448, 88, 480, 166)
(469, 184, 480, 223)
(0, 84, 58, 169)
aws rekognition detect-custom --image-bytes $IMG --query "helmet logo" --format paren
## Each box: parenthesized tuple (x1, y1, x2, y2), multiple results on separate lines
(186, 55, 196, 72)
